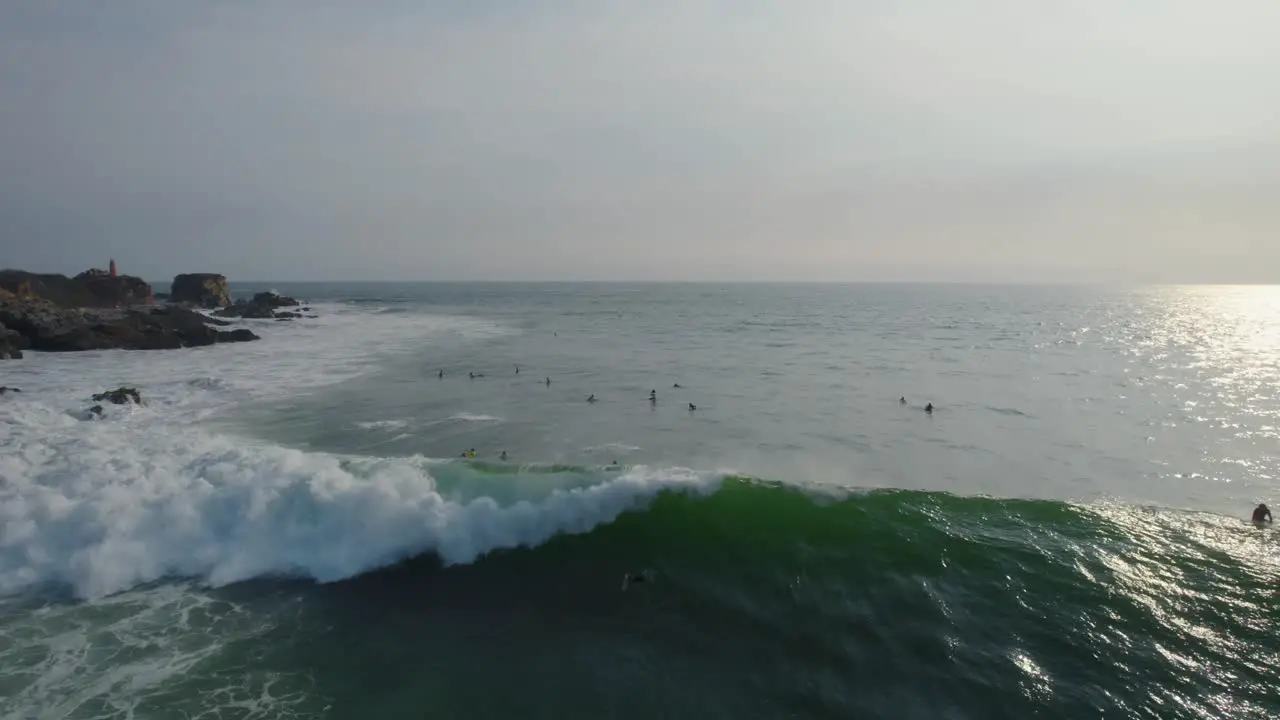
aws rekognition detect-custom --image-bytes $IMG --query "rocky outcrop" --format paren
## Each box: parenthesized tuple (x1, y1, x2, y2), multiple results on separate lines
(74, 268, 153, 307)
(0, 293, 260, 355)
(214, 300, 274, 319)
(214, 291, 305, 320)
(0, 268, 153, 308)
(93, 387, 142, 405)
(0, 322, 26, 359)
(1, 270, 94, 307)
(255, 291, 300, 308)
(170, 274, 231, 308)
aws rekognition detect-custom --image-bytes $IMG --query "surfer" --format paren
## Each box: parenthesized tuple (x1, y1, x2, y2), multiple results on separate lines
(1252, 503, 1272, 523)
(514, 365, 519, 374)
(925, 403, 934, 413)
(622, 569, 653, 590)
(587, 394, 597, 403)
(460, 448, 476, 458)
(649, 389, 657, 402)
(899, 396, 906, 404)
(688, 403, 696, 411)
(500, 450, 508, 461)
(545, 377, 551, 386)
(438, 369, 443, 379)
(673, 383, 682, 388)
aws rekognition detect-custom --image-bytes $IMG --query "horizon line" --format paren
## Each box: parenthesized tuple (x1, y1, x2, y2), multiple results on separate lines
(190, 278, 1280, 287)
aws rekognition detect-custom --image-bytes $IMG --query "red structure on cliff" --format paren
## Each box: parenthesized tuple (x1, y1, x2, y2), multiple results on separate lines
(109, 258, 117, 277)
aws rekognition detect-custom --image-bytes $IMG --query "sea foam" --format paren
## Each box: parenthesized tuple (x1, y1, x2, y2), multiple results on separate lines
(0, 304, 717, 599)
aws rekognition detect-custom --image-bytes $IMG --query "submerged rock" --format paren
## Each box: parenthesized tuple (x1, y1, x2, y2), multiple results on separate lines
(92, 387, 142, 405)
(170, 273, 231, 308)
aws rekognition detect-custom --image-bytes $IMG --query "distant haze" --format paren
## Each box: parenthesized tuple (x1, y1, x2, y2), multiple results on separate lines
(2, 1, 1278, 282)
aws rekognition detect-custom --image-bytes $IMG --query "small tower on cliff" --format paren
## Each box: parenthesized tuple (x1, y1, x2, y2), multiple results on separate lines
(109, 258, 117, 277)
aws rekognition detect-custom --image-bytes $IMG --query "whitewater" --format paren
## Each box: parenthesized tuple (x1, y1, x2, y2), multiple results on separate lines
(0, 302, 722, 600)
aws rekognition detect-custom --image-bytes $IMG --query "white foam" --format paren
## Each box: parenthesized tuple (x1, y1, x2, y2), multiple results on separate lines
(0, 412, 716, 598)
(354, 419, 410, 431)
(584, 442, 643, 454)
(2, 303, 500, 406)
(0, 306, 719, 599)
(448, 412, 502, 422)
(0, 584, 303, 718)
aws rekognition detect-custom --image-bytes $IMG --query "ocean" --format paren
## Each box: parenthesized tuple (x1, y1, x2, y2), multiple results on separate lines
(1, 282, 1277, 719)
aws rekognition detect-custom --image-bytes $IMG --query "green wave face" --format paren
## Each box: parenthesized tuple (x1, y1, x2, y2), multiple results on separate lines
(372, 479, 1279, 718)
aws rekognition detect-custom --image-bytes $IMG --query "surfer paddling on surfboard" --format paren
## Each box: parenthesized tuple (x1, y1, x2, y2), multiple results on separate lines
(1252, 503, 1272, 524)
(622, 569, 654, 590)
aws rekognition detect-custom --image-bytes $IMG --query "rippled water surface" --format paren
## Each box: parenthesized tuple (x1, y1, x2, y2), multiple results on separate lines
(1, 283, 1277, 719)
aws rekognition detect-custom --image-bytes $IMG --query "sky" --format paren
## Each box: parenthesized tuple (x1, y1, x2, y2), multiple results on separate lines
(2, 1, 1278, 283)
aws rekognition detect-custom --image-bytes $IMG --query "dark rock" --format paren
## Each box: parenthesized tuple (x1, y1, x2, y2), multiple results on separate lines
(0, 294, 82, 348)
(274, 311, 302, 320)
(213, 300, 269, 319)
(171, 274, 231, 308)
(217, 329, 259, 342)
(253, 291, 300, 308)
(0, 270, 93, 307)
(0, 294, 260, 353)
(74, 269, 153, 307)
(0, 268, 153, 308)
(0, 386, 20, 394)
(0, 321, 25, 359)
(88, 404, 104, 418)
(154, 306, 230, 326)
(92, 387, 142, 405)
(213, 291, 304, 320)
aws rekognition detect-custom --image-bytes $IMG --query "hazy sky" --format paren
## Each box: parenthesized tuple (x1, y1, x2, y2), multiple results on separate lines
(2, 1, 1278, 282)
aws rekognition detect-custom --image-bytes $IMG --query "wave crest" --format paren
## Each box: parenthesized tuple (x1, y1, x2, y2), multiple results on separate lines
(0, 408, 717, 599)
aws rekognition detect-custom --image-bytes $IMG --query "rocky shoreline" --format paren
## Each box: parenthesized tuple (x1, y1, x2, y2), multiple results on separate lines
(0, 267, 309, 359)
